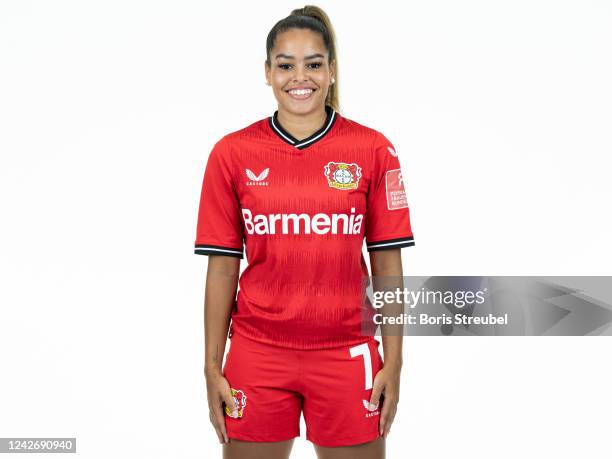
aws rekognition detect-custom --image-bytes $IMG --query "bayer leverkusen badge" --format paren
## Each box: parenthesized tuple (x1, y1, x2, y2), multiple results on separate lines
(323, 162, 362, 190)
(224, 388, 247, 418)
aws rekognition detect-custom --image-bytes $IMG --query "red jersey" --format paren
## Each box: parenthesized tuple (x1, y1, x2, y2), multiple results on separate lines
(194, 105, 415, 349)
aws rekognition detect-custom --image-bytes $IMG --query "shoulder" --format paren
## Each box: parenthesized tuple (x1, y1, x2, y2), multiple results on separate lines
(336, 113, 400, 164)
(335, 112, 392, 148)
(207, 116, 269, 161)
(219, 117, 270, 147)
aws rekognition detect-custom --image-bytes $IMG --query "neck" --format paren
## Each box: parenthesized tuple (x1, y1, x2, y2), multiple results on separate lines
(276, 106, 328, 141)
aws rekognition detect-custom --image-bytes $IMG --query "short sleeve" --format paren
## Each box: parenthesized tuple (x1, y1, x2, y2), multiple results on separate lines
(364, 132, 415, 252)
(194, 138, 244, 258)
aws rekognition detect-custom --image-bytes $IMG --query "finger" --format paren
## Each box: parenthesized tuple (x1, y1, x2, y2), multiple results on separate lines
(369, 380, 384, 412)
(209, 408, 225, 444)
(222, 390, 238, 419)
(212, 401, 229, 443)
(379, 396, 396, 437)
(214, 425, 225, 444)
(381, 402, 397, 438)
(384, 412, 396, 439)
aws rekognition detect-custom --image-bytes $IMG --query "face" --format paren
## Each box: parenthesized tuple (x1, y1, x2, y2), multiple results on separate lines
(265, 28, 335, 116)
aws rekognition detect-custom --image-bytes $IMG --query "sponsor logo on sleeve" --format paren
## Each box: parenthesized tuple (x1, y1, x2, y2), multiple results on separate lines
(387, 146, 398, 157)
(386, 169, 408, 210)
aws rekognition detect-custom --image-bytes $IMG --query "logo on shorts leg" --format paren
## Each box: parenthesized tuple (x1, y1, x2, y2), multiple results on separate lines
(362, 400, 380, 417)
(225, 388, 247, 418)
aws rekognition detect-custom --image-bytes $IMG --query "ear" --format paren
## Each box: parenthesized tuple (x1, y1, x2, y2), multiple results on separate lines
(264, 60, 271, 84)
(329, 59, 336, 81)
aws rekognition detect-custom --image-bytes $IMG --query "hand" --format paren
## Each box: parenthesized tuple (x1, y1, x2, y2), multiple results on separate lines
(205, 368, 237, 444)
(369, 365, 401, 439)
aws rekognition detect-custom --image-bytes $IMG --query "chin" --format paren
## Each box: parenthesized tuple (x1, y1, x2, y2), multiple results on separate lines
(282, 97, 323, 115)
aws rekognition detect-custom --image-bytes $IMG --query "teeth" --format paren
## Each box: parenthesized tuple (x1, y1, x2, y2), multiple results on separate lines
(289, 89, 313, 95)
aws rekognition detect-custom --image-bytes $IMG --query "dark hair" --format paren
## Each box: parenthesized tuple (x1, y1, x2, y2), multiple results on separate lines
(265, 5, 340, 112)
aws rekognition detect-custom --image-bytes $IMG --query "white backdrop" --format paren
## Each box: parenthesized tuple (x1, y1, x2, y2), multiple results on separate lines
(1, 1, 611, 458)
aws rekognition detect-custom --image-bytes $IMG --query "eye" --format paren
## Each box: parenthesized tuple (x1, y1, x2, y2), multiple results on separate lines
(277, 62, 323, 70)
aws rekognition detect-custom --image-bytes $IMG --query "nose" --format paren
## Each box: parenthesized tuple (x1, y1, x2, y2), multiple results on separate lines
(292, 64, 308, 82)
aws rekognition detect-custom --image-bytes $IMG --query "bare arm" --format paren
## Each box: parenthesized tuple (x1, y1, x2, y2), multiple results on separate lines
(368, 248, 404, 439)
(203, 255, 240, 444)
(204, 255, 240, 375)
(369, 248, 404, 371)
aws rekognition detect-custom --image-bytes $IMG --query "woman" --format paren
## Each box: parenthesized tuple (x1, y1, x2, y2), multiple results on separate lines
(194, 6, 415, 459)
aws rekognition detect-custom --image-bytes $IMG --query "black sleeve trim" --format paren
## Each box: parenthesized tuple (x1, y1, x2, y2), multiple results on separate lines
(366, 236, 415, 252)
(194, 243, 243, 259)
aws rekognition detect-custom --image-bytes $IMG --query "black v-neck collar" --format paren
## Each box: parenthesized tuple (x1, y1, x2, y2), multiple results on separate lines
(268, 105, 337, 150)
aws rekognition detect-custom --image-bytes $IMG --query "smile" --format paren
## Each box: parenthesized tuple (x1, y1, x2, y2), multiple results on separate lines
(286, 88, 315, 99)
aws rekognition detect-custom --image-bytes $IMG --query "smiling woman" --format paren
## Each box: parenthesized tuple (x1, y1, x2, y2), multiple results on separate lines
(195, 5, 415, 459)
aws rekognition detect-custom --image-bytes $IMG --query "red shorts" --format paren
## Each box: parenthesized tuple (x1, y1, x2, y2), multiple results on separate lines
(222, 332, 384, 447)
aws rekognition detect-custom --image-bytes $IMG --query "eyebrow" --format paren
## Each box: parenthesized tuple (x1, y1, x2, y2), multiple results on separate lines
(274, 53, 325, 60)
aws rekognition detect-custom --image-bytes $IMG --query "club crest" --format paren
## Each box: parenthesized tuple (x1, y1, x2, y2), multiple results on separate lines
(323, 162, 362, 190)
(225, 388, 247, 418)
